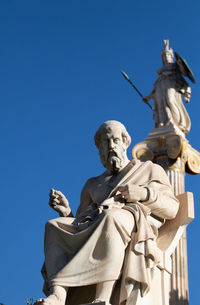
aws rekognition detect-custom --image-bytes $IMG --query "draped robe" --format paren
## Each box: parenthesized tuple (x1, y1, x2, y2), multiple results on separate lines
(152, 63, 191, 134)
(42, 160, 179, 305)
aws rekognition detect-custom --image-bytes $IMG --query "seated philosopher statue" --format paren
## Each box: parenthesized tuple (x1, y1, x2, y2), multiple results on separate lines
(35, 120, 179, 305)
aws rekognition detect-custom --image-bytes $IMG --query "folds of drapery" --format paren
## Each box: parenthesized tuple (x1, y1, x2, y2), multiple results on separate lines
(41, 161, 179, 304)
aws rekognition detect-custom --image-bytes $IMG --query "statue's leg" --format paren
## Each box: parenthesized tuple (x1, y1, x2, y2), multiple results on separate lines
(166, 88, 179, 125)
(34, 285, 68, 305)
(93, 280, 116, 304)
(91, 208, 135, 305)
(39, 209, 134, 305)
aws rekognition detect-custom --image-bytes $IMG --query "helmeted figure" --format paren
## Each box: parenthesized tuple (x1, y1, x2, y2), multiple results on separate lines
(143, 40, 195, 134)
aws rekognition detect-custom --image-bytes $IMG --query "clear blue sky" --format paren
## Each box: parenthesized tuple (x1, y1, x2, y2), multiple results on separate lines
(1, 1, 200, 304)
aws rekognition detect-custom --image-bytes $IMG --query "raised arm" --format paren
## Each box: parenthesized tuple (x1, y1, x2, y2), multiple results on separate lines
(48, 188, 73, 217)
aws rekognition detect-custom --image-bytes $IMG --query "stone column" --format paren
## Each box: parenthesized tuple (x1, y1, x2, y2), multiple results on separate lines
(132, 126, 200, 305)
(156, 156, 187, 305)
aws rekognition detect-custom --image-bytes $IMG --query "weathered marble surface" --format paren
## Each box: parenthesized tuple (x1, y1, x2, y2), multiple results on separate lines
(143, 40, 192, 134)
(34, 121, 179, 305)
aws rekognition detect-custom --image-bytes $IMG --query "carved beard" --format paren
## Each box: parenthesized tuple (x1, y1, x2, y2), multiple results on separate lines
(107, 155, 122, 173)
(100, 149, 125, 174)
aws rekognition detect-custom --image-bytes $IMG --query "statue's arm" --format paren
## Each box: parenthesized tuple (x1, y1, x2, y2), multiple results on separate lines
(142, 181, 179, 219)
(142, 164, 179, 219)
(142, 88, 155, 103)
(118, 164, 179, 220)
(75, 178, 94, 218)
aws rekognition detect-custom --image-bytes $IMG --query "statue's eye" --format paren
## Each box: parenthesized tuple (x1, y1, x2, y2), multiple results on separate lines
(114, 138, 120, 144)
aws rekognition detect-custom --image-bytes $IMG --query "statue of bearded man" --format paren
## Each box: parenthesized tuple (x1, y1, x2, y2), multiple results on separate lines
(35, 120, 179, 305)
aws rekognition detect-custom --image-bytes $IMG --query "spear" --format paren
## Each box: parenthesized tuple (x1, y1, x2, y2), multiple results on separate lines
(120, 70, 152, 110)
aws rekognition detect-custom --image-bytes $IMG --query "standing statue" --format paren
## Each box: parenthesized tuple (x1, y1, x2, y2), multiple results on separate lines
(35, 120, 179, 305)
(143, 40, 195, 134)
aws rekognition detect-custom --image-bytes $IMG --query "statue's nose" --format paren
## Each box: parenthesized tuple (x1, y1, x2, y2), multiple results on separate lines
(109, 139, 115, 149)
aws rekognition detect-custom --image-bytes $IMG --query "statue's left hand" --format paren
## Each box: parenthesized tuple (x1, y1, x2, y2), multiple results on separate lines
(179, 86, 191, 103)
(184, 89, 191, 103)
(118, 184, 148, 203)
(49, 189, 71, 216)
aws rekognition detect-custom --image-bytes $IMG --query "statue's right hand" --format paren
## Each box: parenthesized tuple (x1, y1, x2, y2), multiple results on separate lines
(142, 96, 149, 103)
(49, 188, 71, 216)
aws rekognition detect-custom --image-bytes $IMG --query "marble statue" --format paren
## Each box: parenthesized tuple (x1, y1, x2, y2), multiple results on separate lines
(143, 40, 193, 134)
(35, 120, 179, 305)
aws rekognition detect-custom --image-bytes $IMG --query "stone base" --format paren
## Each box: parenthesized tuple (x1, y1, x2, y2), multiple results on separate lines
(147, 124, 185, 140)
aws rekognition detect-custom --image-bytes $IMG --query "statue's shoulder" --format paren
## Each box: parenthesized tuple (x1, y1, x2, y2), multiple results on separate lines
(132, 159, 153, 168)
(135, 159, 167, 177)
(148, 161, 167, 174)
(157, 63, 177, 75)
(142, 159, 166, 172)
(141, 160, 171, 185)
(83, 171, 108, 191)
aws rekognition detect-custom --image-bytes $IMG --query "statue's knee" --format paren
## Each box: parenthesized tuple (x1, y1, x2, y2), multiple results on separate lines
(103, 208, 135, 233)
(45, 219, 56, 229)
(103, 208, 121, 221)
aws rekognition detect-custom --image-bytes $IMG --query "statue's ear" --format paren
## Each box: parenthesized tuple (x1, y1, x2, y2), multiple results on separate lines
(123, 135, 131, 148)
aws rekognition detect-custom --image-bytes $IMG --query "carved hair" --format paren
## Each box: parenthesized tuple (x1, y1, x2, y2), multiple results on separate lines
(94, 120, 131, 149)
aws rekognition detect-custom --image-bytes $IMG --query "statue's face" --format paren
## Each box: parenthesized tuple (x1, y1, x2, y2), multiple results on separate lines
(162, 51, 173, 64)
(98, 127, 127, 173)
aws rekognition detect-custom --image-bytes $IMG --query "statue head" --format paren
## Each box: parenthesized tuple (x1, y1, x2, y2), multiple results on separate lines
(161, 40, 174, 64)
(94, 120, 131, 173)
